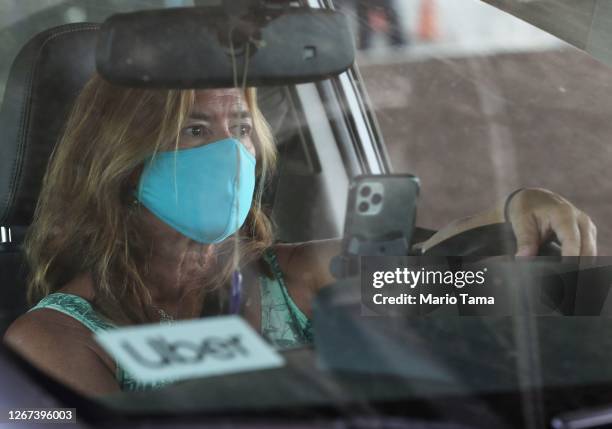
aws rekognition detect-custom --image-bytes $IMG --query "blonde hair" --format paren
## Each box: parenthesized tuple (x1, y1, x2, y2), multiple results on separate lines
(25, 74, 277, 324)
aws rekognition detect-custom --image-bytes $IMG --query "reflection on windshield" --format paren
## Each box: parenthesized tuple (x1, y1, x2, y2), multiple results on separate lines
(347, 0, 612, 255)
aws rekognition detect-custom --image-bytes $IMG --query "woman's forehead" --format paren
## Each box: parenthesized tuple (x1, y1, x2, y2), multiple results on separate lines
(192, 88, 248, 114)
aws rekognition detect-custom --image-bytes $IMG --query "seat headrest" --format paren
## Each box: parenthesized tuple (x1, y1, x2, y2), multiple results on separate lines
(0, 23, 99, 226)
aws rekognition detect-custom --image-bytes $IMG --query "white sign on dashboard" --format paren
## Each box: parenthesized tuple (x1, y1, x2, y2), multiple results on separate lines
(95, 315, 284, 385)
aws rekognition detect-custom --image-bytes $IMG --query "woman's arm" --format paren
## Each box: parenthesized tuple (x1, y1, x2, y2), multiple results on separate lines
(280, 188, 597, 301)
(3, 310, 121, 396)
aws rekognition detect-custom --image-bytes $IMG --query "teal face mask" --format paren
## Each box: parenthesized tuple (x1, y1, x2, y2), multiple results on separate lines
(136, 138, 256, 244)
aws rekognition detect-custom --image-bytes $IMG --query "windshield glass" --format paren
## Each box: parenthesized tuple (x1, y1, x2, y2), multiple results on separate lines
(1, 1, 612, 427)
(348, 0, 612, 255)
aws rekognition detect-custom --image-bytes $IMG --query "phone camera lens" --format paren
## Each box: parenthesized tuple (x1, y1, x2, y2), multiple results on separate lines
(358, 202, 370, 213)
(371, 193, 382, 204)
(360, 186, 371, 197)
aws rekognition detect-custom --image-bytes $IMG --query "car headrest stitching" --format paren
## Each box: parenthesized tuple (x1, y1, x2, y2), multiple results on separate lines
(1, 24, 99, 225)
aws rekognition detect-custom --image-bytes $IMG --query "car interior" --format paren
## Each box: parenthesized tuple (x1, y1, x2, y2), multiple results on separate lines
(3, 1, 612, 427)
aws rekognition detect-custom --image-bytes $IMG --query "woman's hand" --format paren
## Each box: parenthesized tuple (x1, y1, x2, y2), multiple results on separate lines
(507, 188, 597, 257)
(419, 187, 597, 257)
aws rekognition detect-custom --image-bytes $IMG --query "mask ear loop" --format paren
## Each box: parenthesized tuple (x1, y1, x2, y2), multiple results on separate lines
(228, 25, 252, 315)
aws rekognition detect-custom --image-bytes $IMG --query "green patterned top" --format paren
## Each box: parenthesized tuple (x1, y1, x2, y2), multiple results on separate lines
(28, 247, 313, 392)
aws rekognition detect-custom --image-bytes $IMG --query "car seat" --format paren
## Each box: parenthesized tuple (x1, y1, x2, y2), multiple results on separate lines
(0, 23, 100, 336)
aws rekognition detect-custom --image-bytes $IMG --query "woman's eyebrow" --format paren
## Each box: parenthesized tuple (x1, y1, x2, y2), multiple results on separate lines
(188, 110, 252, 120)
(234, 110, 253, 120)
(188, 110, 211, 121)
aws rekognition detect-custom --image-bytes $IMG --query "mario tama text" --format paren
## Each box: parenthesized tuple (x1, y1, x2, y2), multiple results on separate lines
(373, 267, 491, 305)
(361, 257, 496, 316)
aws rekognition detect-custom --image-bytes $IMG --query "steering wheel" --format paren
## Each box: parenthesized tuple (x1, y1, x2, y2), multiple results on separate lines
(420, 222, 574, 316)
(422, 223, 562, 258)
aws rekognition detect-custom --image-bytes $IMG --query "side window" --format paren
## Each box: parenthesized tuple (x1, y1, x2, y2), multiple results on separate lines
(342, 0, 612, 254)
(259, 85, 348, 242)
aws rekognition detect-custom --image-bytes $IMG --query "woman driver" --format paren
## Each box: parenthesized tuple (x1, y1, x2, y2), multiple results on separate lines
(3, 75, 597, 396)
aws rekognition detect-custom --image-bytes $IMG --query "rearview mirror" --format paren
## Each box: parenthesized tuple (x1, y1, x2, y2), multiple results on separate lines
(96, 5, 355, 88)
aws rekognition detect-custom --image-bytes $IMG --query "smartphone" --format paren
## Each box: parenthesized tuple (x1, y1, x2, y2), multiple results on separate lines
(341, 174, 420, 257)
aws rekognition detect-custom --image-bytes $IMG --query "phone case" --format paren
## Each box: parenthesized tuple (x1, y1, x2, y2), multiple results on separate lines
(341, 174, 420, 257)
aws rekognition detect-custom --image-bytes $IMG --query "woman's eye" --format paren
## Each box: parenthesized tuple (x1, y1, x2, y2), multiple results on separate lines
(234, 124, 252, 138)
(183, 126, 207, 137)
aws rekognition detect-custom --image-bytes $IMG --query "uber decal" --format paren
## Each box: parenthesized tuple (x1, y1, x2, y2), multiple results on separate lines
(95, 316, 284, 384)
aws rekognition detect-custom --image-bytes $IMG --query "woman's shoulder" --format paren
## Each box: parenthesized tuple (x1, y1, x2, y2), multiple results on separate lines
(265, 240, 340, 318)
(8, 274, 108, 350)
(269, 239, 341, 292)
(268, 242, 316, 286)
(4, 289, 108, 365)
(4, 305, 89, 352)
(4, 301, 120, 396)
(4, 308, 120, 395)
(5, 273, 97, 348)
(3, 276, 120, 395)
(24, 276, 111, 331)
